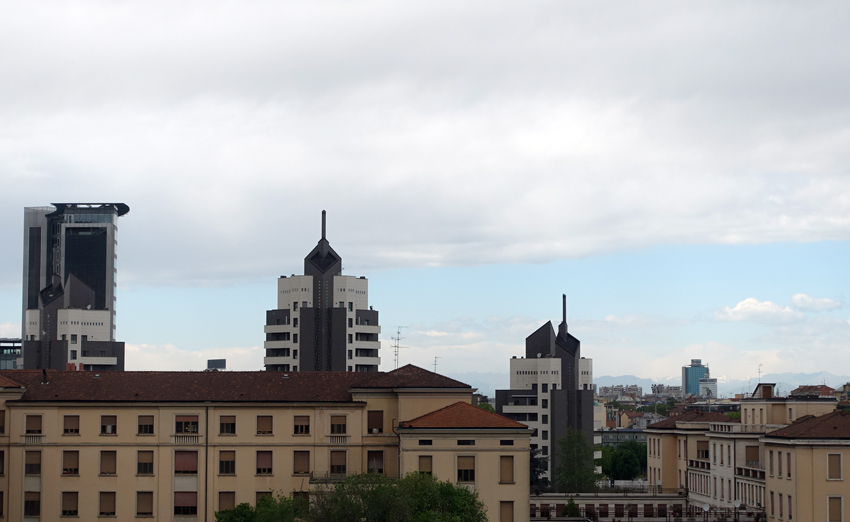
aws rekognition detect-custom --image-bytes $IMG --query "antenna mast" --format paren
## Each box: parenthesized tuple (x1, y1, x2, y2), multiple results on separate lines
(392, 326, 408, 370)
(434, 356, 441, 373)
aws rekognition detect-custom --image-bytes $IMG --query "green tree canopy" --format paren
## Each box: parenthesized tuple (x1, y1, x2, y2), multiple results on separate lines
(553, 429, 601, 493)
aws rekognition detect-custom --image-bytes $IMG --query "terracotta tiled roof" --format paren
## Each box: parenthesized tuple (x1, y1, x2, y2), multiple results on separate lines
(647, 410, 735, 429)
(351, 364, 471, 389)
(398, 401, 529, 429)
(766, 410, 850, 439)
(624, 411, 644, 418)
(0, 365, 470, 403)
(0, 374, 23, 388)
(790, 385, 835, 396)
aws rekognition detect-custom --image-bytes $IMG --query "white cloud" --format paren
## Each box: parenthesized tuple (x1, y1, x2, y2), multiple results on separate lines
(125, 343, 264, 372)
(715, 298, 802, 324)
(0, 322, 19, 338)
(791, 293, 843, 312)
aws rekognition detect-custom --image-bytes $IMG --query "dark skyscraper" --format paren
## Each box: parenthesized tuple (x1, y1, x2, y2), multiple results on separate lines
(264, 211, 381, 372)
(22, 203, 129, 371)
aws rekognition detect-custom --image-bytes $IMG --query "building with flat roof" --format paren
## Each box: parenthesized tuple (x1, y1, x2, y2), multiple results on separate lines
(21, 204, 128, 371)
(263, 211, 381, 372)
(682, 359, 709, 397)
(0, 339, 22, 370)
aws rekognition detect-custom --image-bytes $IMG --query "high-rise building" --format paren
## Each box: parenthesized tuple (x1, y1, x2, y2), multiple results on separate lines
(681, 358, 709, 396)
(21, 203, 129, 371)
(264, 211, 381, 372)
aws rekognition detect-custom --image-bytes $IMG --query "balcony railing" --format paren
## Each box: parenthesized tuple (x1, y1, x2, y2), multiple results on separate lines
(327, 435, 350, 445)
(172, 434, 202, 445)
(688, 459, 710, 470)
(23, 434, 44, 444)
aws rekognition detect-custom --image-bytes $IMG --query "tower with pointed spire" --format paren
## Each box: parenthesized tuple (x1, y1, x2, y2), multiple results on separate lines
(263, 211, 381, 372)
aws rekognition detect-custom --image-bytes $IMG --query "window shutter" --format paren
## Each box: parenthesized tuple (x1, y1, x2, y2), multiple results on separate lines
(174, 492, 197, 507)
(257, 451, 272, 469)
(500, 456, 514, 483)
(219, 492, 235, 511)
(828, 454, 842, 479)
(330, 451, 346, 466)
(26, 415, 41, 433)
(828, 497, 841, 522)
(220, 450, 235, 462)
(26, 451, 41, 465)
(138, 451, 154, 464)
(458, 456, 475, 470)
(25, 491, 40, 502)
(745, 446, 759, 462)
(63, 451, 79, 469)
(367, 411, 383, 433)
(101, 451, 116, 474)
(100, 492, 116, 514)
(175, 451, 198, 473)
(62, 492, 78, 512)
(257, 416, 273, 434)
(419, 455, 432, 473)
(500, 501, 514, 522)
(176, 415, 196, 422)
(64, 416, 79, 431)
(294, 451, 310, 474)
(294, 416, 309, 433)
(137, 492, 153, 515)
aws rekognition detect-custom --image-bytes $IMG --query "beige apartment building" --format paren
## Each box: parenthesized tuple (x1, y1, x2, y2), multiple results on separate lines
(0, 366, 531, 522)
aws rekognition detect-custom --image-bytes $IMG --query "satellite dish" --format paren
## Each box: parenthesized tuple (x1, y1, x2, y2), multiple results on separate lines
(733, 500, 741, 508)
(703, 503, 710, 512)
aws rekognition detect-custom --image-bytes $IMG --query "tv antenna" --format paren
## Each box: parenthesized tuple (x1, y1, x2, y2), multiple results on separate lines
(434, 356, 441, 373)
(392, 326, 408, 370)
(758, 363, 763, 383)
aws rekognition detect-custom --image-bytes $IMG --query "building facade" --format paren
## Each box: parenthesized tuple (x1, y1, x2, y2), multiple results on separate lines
(0, 365, 530, 521)
(21, 203, 129, 371)
(681, 359, 709, 397)
(264, 211, 380, 372)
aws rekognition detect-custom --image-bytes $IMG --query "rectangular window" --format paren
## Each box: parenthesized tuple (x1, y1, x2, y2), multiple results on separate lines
(348, 318, 353, 327)
(24, 492, 40, 517)
(542, 430, 548, 440)
(293, 333, 298, 343)
(101, 450, 117, 475)
(294, 451, 310, 475)
(256, 492, 272, 503)
(293, 318, 298, 327)
(779, 451, 783, 475)
(419, 455, 432, 474)
(500, 440, 514, 446)
(770, 491, 774, 516)
(219, 492, 235, 512)
(294, 415, 310, 435)
(26, 415, 42, 434)
(348, 350, 353, 359)
(64, 415, 80, 434)
(330, 451, 346, 475)
(542, 414, 548, 424)
(101, 415, 117, 435)
(788, 495, 792, 520)
(542, 446, 548, 456)
(458, 440, 475, 446)
(500, 501, 514, 522)
(788, 452, 792, 478)
(220, 451, 235, 475)
(174, 492, 198, 515)
(257, 415, 273, 435)
(0, 450, 4, 475)
(419, 439, 433, 446)
(138, 451, 154, 475)
(293, 301, 298, 311)
(348, 302, 353, 312)
(829, 454, 843, 480)
(220, 415, 236, 435)
(368, 411, 383, 433)
(62, 491, 78, 516)
(542, 383, 548, 393)
(500, 455, 514, 483)
(25, 451, 41, 475)
(175, 451, 198, 474)
(257, 450, 273, 475)
(137, 492, 153, 516)
(62, 450, 79, 475)
(71, 334, 77, 344)
(457, 456, 475, 482)
(0, 410, 4, 434)
(331, 415, 346, 434)
(779, 493, 783, 518)
(176, 415, 199, 434)
(100, 492, 116, 516)
(828, 497, 842, 522)
(138, 415, 154, 435)
(367, 451, 384, 474)
(348, 334, 353, 344)
(542, 399, 548, 408)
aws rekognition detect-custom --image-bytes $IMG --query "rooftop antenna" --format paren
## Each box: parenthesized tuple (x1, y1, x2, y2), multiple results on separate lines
(758, 363, 763, 383)
(434, 356, 441, 373)
(563, 294, 567, 326)
(392, 326, 408, 369)
(321, 210, 326, 240)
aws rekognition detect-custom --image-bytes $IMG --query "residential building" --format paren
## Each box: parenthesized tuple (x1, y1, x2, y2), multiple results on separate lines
(0, 365, 531, 521)
(495, 295, 594, 480)
(682, 359, 709, 397)
(264, 211, 381, 372)
(21, 203, 129, 371)
(0, 339, 21, 370)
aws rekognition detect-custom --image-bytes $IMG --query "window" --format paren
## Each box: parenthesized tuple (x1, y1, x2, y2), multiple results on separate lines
(174, 492, 198, 515)
(257, 415, 273, 435)
(542, 414, 548, 424)
(138, 415, 154, 435)
(348, 334, 353, 344)
(71, 334, 77, 344)
(500, 440, 514, 446)
(25, 451, 41, 475)
(293, 349, 298, 358)
(419, 439, 433, 446)
(348, 318, 353, 327)
(294, 451, 310, 475)
(788, 495, 792, 520)
(500, 501, 514, 522)
(293, 318, 298, 327)
(457, 456, 475, 482)
(348, 350, 352, 359)
(367, 451, 384, 474)
(458, 440, 475, 446)
(294, 416, 309, 435)
(829, 454, 843, 480)
(419, 455, 432, 474)
(542, 430, 548, 440)
(0, 450, 4, 475)
(367, 411, 383, 433)
(348, 302, 353, 312)
(770, 491, 775, 516)
(542, 446, 548, 456)
(0, 410, 4, 434)
(137, 492, 153, 517)
(219, 492, 235, 512)
(64, 415, 80, 435)
(257, 451, 273, 475)
(829, 497, 843, 522)
(63, 451, 79, 475)
(220, 415, 236, 435)
(779, 451, 783, 476)
(175, 451, 198, 474)
(175, 415, 199, 434)
(99, 492, 116, 516)
(138, 451, 154, 475)
(787, 452, 792, 477)
(62, 491, 78, 516)
(256, 492, 272, 503)
(101, 415, 117, 435)
(779, 493, 784, 518)
(26, 415, 42, 434)
(24, 492, 40, 517)
(293, 334, 298, 343)
(330, 451, 346, 475)
(542, 383, 548, 393)
(500, 455, 514, 484)
(101, 450, 117, 475)
(331, 415, 346, 434)
(220, 451, 235, 475)
(542, 399, 548, 408)
(293, 301, 298, 311)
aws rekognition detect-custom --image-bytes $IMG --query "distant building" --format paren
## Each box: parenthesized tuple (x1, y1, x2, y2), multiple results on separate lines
(0, 338, 22, 369)
(21, 203, 129, 371)
(598, 384, 643, 399)
(789, 384, 835, 398)
(681, 359, 709, 396)
(263, 211, 381, 372)
(699, 377, 718, 399)
(496, 295, 594, 480)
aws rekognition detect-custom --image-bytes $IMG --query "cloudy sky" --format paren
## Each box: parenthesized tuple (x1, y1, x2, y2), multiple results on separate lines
(1, 1, 849, 393)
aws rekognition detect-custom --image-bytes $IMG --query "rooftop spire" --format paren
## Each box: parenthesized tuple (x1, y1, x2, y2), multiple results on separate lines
(563, 294, 567, 325)
(321, 210, 326, 240)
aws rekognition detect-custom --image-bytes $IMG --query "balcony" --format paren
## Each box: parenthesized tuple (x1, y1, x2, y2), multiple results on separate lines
(80, 356, 118, 366)
(326, 435, 350, 445)
(171, 434, 202, 445)
(688, 459, 710, 470)
(736, 466, 766, 480)
(23, 434, 45, 444)
(264, 340, 291, 350)
(264, 356, 293, 366)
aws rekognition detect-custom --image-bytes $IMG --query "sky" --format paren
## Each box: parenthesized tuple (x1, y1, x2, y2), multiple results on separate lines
(1, 1, 849, 394)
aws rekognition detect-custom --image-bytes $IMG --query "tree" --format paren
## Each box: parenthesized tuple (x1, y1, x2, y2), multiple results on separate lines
(561, 497, 581, 517)
(597, 445, 614, 477)
(529, 447, 550, 494)
(476, 402, 495, 413)
(215, 494, 308, 522)
(553, 429, 601, 493)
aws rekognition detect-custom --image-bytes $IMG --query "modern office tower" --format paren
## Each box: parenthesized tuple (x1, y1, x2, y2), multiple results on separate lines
(21, 203, 129, 371)
(496, 295, 595, 479)
(681, 359, 709, 396)
(264, 211, 381, 372)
